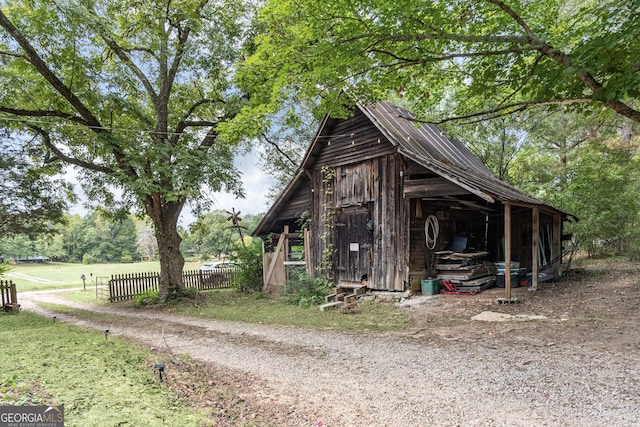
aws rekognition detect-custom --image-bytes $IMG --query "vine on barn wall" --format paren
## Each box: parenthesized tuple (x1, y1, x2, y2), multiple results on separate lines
(319, 166, 336, 277)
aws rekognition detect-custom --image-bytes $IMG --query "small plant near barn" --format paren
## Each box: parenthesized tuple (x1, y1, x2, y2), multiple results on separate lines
(281, 268, 332, 307)
(231, 239, 264, 293)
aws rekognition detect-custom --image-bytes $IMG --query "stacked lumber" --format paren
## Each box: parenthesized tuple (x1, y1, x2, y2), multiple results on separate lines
(435, 251, 496, 292)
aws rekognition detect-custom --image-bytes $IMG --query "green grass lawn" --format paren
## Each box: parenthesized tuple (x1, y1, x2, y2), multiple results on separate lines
(149, 289, 410, 332)
(0, 311, 204, 426)
(4, 261, 204, 292)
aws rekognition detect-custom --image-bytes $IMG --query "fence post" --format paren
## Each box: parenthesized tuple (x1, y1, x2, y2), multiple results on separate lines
(9, 283, 18, 313)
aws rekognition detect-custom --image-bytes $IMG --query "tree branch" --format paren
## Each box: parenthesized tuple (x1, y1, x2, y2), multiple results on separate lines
(0, 106, 91, 126)
(343, 31, 533, 49)
(162, 0, 210, 106)
(92, 24, 159, 106)
(122, 46, 159, 60)
(261, 133, 299, 170)
(0, 10, 103, 131)
(405, 98, 593, 126)
(169, 98, 220, 145)
(498, 54, 543, 107)
(0, 49, 28, 59)
(183, 120, 218, 127)
(28, 124, 114, 174)
(369, 46, 536, 64)
(486, 0, 535, 38)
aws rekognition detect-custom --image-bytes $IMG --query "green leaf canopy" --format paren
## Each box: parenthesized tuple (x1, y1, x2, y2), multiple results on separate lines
(235, 0, 640, 126)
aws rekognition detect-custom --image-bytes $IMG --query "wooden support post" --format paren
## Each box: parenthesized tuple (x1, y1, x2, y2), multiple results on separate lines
(504, 202, 512, 299)
(9, 282, 19, 313)
(553, 214, 562, 278)
(531, 207, 539, 290)
(283, 225, 290, 262)
(303, 228, 312, 276)
(261, 239, 266, 287)
(264, 233, 286, 290)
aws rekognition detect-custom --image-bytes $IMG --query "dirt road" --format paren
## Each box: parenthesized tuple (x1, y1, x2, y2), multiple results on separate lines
(18, 262, 640, 426)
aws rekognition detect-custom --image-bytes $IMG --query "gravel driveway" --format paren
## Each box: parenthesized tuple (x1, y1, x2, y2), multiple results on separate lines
(19, 286, 640, 427)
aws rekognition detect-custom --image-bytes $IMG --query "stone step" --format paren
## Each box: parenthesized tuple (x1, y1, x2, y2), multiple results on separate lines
(319, 301, 344, 311)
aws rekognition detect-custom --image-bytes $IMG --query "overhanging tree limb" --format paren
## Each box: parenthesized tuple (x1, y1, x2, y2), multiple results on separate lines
(261, 132, 299, 169)
(0, 106, 90, 126)
(410, 99, 593, 126)
(170, 98, 220, 145)
(487, 1, 640, 123)
(0, 10, 104, 130)
(27, 124, 114, 174)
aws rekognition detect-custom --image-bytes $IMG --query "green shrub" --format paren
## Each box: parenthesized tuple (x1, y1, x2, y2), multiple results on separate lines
(231, 240, 263, 293)
(133, 289, 160, 307)
(0, 260, 9, 276)
(82, 253, 94, 265)
(280, 268, 332, 307)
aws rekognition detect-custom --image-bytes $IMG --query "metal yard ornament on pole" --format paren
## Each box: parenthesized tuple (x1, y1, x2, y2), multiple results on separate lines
(226, 207, 246, 247)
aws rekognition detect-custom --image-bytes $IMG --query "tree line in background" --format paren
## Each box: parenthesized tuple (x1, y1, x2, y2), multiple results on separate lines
(0, 209, 264, 265)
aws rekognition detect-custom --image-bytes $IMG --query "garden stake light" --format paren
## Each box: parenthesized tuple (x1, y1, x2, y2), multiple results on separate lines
(154, 363, 166, 381)
(104, 329, 109, 340)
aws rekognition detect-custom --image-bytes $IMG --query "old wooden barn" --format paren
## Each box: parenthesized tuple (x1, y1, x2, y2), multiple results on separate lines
(253, 102, 574, 298)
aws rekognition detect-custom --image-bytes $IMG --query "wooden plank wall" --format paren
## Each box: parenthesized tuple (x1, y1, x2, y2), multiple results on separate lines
(311, 153, 407, 291)
(315, 109, 396, 168)
(369, 154, 407, 291)
(263, 251, 286, 295)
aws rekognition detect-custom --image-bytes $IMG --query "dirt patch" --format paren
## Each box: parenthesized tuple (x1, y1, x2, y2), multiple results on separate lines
(154, 352, 311, 426)
(404, 260, 640, 353)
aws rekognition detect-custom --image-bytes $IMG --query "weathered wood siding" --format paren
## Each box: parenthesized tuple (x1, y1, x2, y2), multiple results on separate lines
(370, 154, 407, 291)
(306, 111, 408, 291)
(315, 109, 396, 168)
(311, 151, 407, 291)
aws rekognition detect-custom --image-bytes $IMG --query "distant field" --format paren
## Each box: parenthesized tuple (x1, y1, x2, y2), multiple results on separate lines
(3, 261, 205, 292)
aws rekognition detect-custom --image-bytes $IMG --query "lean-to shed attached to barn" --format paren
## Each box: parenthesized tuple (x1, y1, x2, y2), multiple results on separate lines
(253, 102, 574, 298)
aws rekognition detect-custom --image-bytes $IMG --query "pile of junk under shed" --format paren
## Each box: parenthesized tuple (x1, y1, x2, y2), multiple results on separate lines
(421, 236, 537, 296)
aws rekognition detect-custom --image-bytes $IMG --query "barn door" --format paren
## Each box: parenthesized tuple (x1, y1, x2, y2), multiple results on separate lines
(334, 209, 372, 282)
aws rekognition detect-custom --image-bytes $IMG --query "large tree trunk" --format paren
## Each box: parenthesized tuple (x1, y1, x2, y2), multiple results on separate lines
(144, 194, 185, 300)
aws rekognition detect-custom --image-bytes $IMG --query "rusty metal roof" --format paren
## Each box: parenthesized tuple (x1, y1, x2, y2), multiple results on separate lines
(360, 102, 560, 209)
